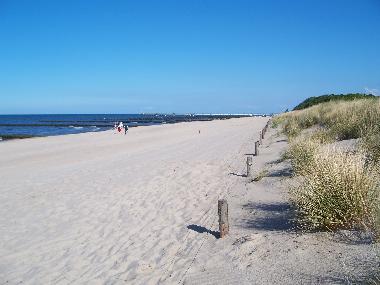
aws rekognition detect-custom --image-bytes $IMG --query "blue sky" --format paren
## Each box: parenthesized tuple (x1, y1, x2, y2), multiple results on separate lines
(0, 0, 379, 114)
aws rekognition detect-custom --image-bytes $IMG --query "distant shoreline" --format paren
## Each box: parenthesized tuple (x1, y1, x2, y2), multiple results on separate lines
(0, 113, 270, 141)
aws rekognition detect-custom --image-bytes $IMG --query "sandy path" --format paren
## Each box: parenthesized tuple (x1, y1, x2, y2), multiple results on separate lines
(0, 117, 268, 284)
(184, 126, 378, 285)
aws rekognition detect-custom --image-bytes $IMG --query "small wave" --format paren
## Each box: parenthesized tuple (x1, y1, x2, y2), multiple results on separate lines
(69, 126, 84, 130)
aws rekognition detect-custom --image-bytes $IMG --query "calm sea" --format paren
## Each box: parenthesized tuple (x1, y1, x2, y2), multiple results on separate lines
(0, 114, 252, 140)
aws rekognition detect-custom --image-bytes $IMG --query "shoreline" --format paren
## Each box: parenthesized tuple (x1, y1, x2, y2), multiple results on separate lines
(0, 114, 270, 142)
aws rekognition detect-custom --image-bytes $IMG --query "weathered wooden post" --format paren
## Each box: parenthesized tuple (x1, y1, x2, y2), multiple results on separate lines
(265, 120, 271, 132)
(218, 199, 229, 238)
(246, 156, 253, 178)
(255, 141, 259, 156)
(259, 131, 263, 145)
(261, 129, 265, 139)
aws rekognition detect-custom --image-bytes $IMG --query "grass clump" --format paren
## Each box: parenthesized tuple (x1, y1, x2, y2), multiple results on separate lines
(285, 137, 319, 176)
(291, 147, 380, 232)
(362, 126, 380, 165)
(309, 129, 335, 144)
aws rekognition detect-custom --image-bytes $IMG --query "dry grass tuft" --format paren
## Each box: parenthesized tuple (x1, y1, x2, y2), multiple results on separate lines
(362, 126, 380, 165)
(285, 137, 319, 176)
(291, 147, 380, 233)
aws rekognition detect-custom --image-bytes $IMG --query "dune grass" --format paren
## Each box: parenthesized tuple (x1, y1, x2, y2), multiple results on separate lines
(274, 98, 380, 235)
(291, 147, 380, 232)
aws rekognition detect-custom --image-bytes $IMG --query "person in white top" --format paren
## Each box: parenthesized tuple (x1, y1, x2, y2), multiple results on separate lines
(117, 121, 124, 133)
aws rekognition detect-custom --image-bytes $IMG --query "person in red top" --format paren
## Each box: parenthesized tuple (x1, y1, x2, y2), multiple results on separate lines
(117, 121, 124, 133)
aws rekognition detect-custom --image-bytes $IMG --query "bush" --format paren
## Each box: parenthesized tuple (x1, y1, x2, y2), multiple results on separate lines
(293, 93, 376, 110)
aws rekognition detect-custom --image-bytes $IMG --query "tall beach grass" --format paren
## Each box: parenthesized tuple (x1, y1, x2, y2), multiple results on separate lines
(275, 97, 380, 235)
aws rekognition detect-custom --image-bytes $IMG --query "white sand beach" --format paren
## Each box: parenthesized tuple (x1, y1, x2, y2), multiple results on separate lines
(0, 117, 377, 284)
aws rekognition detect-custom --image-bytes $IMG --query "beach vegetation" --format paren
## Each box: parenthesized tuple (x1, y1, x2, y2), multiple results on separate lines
(293, 93, 376, 110)
(291, 147, 380, 232)
(274, 97, 380, 236)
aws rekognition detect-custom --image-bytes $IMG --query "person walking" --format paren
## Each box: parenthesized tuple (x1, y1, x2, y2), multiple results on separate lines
(117, 121, 124, 133)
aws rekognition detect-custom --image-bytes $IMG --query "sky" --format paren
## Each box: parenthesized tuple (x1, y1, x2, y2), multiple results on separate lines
(0, 0, 379, 114)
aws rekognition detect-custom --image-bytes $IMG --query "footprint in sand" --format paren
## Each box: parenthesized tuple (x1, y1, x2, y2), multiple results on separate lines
(136, 262, 155, 273)
(232, 233, 266, 260)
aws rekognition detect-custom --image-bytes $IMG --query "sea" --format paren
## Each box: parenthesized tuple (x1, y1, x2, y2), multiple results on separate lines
(0, 114, 254, 140)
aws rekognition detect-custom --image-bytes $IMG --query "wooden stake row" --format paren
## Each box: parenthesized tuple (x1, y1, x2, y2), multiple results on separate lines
(256, 119, 271, 155)
(217, 119, 272, 239)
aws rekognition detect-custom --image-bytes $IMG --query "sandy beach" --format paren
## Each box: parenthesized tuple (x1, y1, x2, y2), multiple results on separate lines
(0, 117, 377, 284)
(0, 117, 265, 284)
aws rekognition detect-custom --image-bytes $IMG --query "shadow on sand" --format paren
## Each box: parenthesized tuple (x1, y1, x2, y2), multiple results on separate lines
(187, 224, 220, 239)
(266, 167, 293, 178)
(240, 202, 296, 232)
(229, 172, 247, 178)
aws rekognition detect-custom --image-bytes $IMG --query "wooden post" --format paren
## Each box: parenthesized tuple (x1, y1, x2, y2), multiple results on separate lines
(255, 141, 259, 156)
(259, 131, 262, 145)
(218, 199, 229, 238)
(261, 129, 265, 139)
(246, 156, 252, 178)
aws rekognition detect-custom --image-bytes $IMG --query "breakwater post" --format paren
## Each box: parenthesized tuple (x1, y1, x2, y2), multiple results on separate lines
(264, 120, 271, 134)
(246, 156, 252, 178)
(218, 199, 229, 238)
(255, 141, 259, 156)
(259, 131, 263, 145)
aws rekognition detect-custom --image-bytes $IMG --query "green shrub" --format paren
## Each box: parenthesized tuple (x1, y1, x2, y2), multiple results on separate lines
(293, 93, 376, 110)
